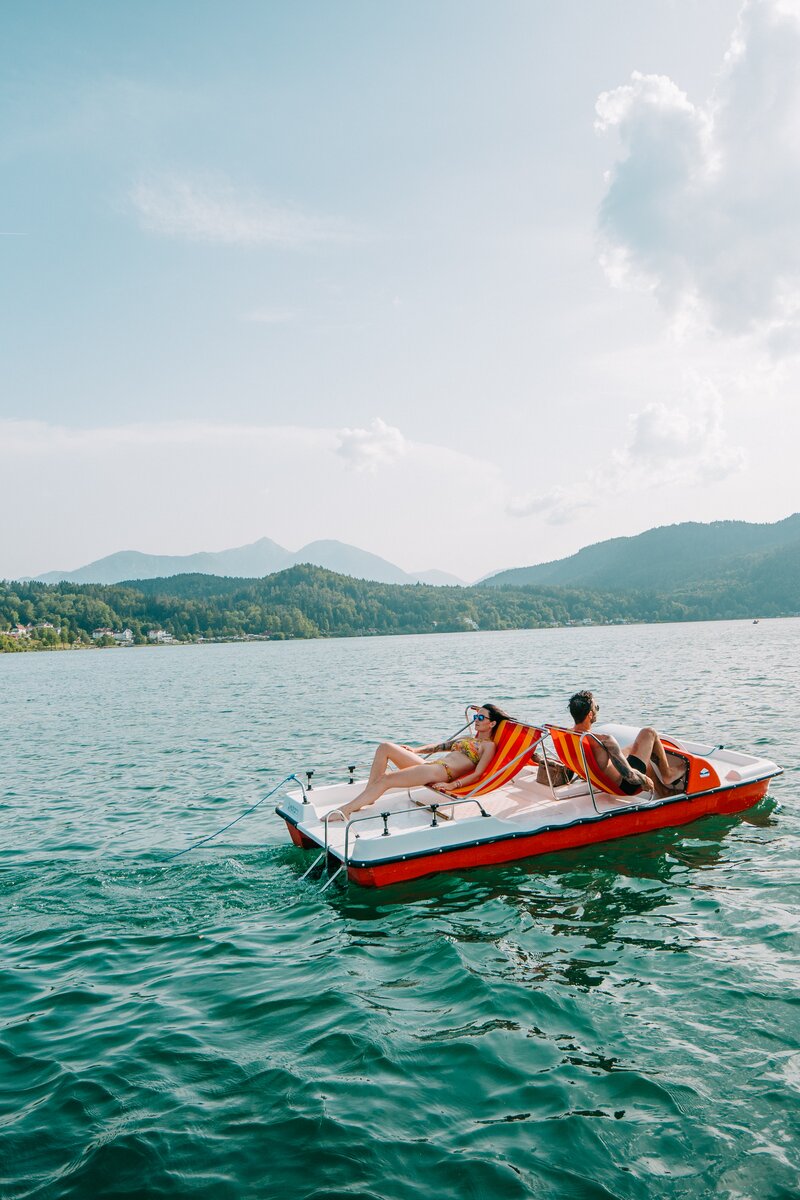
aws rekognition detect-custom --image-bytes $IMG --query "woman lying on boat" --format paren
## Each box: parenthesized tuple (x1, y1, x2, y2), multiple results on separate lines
(330, 703, 511, 821)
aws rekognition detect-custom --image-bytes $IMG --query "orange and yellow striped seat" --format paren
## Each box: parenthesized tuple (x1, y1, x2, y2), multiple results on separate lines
(430, 720, 542, 799)
(546, 725, 644, 797)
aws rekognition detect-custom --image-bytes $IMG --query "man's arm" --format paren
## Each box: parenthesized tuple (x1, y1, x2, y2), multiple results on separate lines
(594, 734, 649, 788)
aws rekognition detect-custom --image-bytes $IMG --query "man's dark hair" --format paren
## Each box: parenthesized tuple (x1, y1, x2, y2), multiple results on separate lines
(569, 690, 595, 723)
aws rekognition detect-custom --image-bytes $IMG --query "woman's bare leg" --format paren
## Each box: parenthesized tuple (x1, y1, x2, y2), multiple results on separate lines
(367, 742, 423, 784)
(336, 762, 450, 818)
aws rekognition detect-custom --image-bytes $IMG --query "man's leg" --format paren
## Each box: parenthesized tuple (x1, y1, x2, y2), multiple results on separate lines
(626, 727, 683, 793)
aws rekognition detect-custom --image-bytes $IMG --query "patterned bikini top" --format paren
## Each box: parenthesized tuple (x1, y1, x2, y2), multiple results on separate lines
(449, 738, 482, 765)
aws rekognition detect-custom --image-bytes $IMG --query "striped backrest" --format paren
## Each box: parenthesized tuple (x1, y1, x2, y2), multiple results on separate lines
(546, 725, 639, 797)
(433, 720, 542, 798)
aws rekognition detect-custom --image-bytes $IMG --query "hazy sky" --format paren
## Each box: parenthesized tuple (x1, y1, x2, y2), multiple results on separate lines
(3, 0, 799, 582)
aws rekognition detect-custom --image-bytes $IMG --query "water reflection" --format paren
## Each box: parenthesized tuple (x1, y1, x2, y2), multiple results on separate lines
(328, 799, 774, 926)
(313, 795, 787, 1008)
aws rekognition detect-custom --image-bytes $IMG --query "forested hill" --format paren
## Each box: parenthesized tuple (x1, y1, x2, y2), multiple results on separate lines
(1, 559, 799, 651)
(483, 514, 800, 591)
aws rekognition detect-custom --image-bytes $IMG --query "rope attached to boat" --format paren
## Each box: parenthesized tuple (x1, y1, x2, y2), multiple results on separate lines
(165, 712, 480, 863)
(164, 773, 303, 862)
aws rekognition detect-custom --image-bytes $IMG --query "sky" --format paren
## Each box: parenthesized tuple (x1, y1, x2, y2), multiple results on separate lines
(2, 0, 800, 583)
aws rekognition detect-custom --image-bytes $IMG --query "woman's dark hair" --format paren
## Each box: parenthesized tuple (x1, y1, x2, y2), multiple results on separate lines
(568, 690, 595, 722)
(480, 702, 513, 729)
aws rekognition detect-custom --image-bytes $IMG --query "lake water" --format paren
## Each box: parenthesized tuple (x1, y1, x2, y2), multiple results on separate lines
(1, 620, 798, 1199)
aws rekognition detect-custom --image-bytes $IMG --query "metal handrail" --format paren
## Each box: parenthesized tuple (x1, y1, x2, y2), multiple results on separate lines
(538, 727, 659, 813)
(313, 780, 531, 887)
(534, 720, 662, 816)
(579, 731, 661, 809)
(299, 806, 359, 881)
(576, 733, 601, 815)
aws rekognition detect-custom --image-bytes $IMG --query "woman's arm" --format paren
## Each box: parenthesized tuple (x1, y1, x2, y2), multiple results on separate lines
(410, 740, 451, 756)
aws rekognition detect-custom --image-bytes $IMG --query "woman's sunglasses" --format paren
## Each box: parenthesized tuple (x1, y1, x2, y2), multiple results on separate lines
(473, 713, 489, 722)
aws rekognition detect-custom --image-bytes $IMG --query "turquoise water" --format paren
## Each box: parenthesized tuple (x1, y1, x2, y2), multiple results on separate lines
(1, 621, 798, 1199)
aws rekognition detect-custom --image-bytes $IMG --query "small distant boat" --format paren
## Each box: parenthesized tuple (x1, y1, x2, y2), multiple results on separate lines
(753, 618, 760, 624)
(276, 712, 782, 888)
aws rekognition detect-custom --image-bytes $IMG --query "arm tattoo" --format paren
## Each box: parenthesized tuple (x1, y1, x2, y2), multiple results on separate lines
(608, 749, 638, 783)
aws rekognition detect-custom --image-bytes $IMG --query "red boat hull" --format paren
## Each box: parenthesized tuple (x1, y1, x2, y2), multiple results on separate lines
(318, 777, 772, 888)
(286, 824, 316, 850)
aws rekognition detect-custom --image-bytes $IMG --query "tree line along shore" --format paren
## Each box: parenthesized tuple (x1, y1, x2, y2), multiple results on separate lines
(2, 561, 798, 652)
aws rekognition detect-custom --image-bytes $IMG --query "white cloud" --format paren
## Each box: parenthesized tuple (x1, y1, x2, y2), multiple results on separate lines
(507, 381, 746, 523)
(623, 389, 746, 482)
(335, 417, 407, 472)
(595, 0, 800, 344)
(506, 487, 594, 525)
(131, 175, 359, 247)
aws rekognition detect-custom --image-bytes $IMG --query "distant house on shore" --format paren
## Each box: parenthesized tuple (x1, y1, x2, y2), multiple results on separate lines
(5, 623, 34, 639)
(92, 627, 134, 644)
(147, 629, 175, 644)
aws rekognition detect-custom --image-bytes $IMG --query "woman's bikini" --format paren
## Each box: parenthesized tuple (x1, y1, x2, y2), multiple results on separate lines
(431, 737, 483, 781)
(449, 738, 482, 765)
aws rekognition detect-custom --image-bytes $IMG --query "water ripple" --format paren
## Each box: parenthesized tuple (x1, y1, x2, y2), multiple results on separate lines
(1, 624, 799, 1197)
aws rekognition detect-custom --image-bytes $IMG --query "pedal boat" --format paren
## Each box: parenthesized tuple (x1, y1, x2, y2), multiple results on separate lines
(275, 717, 782, 889)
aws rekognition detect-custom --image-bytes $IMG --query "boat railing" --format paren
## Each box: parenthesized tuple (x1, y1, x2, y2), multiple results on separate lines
(301, 791, 505, 890)
(300, 716, 539, 890)
(539, 727, 661, 814)
(534, 728, 599, 810)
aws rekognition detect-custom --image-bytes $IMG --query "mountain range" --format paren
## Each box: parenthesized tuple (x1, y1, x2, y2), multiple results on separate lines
(29, 513, 800, 598)
(7, 514, 800, 651)
(34, 537, 465, 588)
(481, 514, 800, 592)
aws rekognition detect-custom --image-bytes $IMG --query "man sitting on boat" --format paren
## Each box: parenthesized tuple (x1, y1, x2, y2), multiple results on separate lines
(330, 703, 511, 820)
(569, 690, 684, 798)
